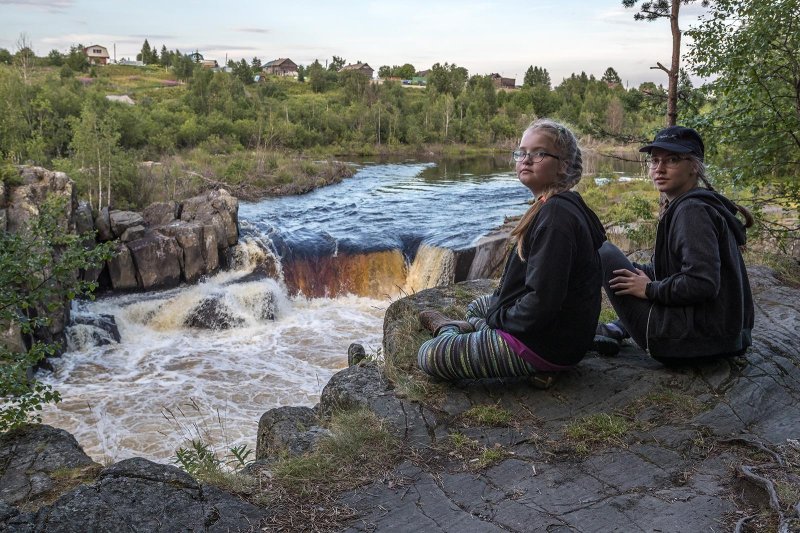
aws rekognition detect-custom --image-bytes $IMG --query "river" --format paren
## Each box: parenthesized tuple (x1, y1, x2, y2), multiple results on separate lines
(39, 154, 643, 463)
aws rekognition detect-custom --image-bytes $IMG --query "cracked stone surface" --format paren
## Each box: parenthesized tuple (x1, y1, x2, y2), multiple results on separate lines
(338, 265, 799, 532)
(0, 425, 97, 507)
(1, 457, 266, 532)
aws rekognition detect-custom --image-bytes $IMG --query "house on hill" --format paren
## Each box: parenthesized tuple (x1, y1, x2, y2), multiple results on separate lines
(490, 73, 516, 90)
(83, 45, 110, 65)
(263, 58, 298, 76)
(340, 62, 374, 79)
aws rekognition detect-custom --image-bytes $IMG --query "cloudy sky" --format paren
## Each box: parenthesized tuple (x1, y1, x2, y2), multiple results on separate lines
(0, 0, 712, 87)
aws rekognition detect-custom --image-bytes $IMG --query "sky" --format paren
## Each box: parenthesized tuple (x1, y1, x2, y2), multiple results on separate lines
(0, 0, 713, 87)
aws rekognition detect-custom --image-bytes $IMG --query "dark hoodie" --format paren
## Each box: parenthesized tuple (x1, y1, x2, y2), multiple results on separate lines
(486, 191, 606, 366)
(642, 188, 754, 359)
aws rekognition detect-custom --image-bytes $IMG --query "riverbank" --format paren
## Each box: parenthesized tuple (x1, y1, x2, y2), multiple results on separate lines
(3, 265, 799, 532)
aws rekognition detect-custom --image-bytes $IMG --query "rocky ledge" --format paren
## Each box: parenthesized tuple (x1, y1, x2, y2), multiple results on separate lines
(1, 266, 798, 532)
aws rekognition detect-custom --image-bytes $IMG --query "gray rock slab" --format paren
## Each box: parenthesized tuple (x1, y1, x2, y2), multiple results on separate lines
(0, 425, 96, 507)
(5, 458, 266, 533)
(108, 209, 144, 238)
(336, 267, 799, 532)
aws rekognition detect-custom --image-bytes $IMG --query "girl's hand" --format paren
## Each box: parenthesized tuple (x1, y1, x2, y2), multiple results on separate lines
(609, 268, 650, 299)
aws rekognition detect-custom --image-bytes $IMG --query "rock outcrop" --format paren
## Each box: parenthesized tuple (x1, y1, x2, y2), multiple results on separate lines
(333, 266, 800, 532)
(1, 454, 266, 532)
(98, 189, 240, 291)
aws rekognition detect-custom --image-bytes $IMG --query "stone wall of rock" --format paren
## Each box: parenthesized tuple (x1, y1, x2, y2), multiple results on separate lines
(94, 189, 240, 291)
(1, 166, 242, 351)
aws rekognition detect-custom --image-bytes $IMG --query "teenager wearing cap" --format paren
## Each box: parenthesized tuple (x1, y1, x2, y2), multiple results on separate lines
(594, 126, 755, 365)
(416, 119, 606, 387)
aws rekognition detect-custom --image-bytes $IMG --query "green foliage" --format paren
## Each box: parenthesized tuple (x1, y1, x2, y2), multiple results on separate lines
(0, 195, 114, 432)
(273, 408, 398, 495)
(523, 65, 551, 89)
(686, 0, 800, 215)
(427, 62, 468, 97)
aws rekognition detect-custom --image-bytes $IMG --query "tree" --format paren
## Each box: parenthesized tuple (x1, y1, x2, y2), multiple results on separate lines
(232, 58, 254, 85)
(173, 52, 195, 81)
(329, 55, 346, 71)
(427, 62, 468, 97)
(686, 0, 800, 232)
(14, 33, 35, 83)
(70, 105, 122, 210)
(523, 66, 551, 89)
(46, 49, 64, 67)
(0, 194, 113, 431)
(378, 65, 392, 79)
(138, 39, 153, 64)
(251, 57, 262, 74)
(160, 45, 171, 67)
(65, 44, 88, 71)
(622, 0, 709, 126)
(297, 64, 305, 83)
(0, 48, 12, 64)
(601, 67, 622, 85)
(396, 64, 416, 80)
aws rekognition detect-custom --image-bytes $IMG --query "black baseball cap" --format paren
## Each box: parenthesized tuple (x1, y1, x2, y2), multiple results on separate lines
(639, 126, 704, 160)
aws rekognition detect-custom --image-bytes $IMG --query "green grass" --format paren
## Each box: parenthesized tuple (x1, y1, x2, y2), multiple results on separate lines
(565, 413, 630, 454)
(272, 408, 400, 496)
(462, 404, 513, 427)
(478, 447, 508, 468)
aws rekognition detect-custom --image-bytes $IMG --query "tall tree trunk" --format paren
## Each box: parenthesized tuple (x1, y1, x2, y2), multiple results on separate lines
(107, 159, 112, 208)
(668, 1, 681, 126)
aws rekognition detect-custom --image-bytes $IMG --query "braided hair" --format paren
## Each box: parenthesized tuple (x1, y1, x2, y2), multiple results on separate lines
(511, 119, 584, 260)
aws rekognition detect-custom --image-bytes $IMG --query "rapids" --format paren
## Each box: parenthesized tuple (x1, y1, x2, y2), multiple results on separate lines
(39, 158, 536, 463)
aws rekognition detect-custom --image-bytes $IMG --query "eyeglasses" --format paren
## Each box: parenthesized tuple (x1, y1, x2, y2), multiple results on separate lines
(512, 150, 561, 163)
(646, 155, 690, 168)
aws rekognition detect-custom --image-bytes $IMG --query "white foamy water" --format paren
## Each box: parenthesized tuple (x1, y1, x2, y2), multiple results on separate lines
(39, 263, 386, 464)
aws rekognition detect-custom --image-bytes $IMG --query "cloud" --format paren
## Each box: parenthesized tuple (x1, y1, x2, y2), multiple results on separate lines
(0, 0, 72, 12)
(234, 27, 270, 34)
(130, 34, 177, 40)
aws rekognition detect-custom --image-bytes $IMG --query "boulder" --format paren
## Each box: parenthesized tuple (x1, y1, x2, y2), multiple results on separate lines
(157, 221, 206, 283)
(0, 424, 97, 507)
(66, 313, 121, 350)
(106, 243, 138, 290)
(318, 363, 440, 447)
(119, 224, 146, 242)
(256, 406, 331, 461)
(2, 457, 267, 532)
(5, 167, 74, 234)
(141, 200, 178, 227)
(74, 201, 94, 236)
(180, 189, 239, 248)
(108, 210, 144, 238)
(202, 224, 220, 273)
(127, 233, 182, 290)
(184, 297, 244, 330)
(94, 207, 113, 242)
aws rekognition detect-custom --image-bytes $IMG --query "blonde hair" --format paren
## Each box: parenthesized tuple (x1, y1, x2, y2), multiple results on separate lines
(511, 119, 583, 259)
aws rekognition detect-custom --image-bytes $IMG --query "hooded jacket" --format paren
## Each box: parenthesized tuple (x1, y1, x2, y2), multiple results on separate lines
(486, 191, 606, 365)
(642, 188, 754, 359)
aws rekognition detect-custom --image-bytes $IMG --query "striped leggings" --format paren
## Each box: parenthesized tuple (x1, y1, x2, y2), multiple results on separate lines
(417, 295, 538, 380)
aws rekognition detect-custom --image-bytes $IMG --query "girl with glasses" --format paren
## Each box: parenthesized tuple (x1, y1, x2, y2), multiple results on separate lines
(416, 119, 606, 387)
(594, 126, 755, 365)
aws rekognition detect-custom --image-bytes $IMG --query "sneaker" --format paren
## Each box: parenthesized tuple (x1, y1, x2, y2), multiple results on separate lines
(596, 322, 627, 342)
(593, 334, 620, 357)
